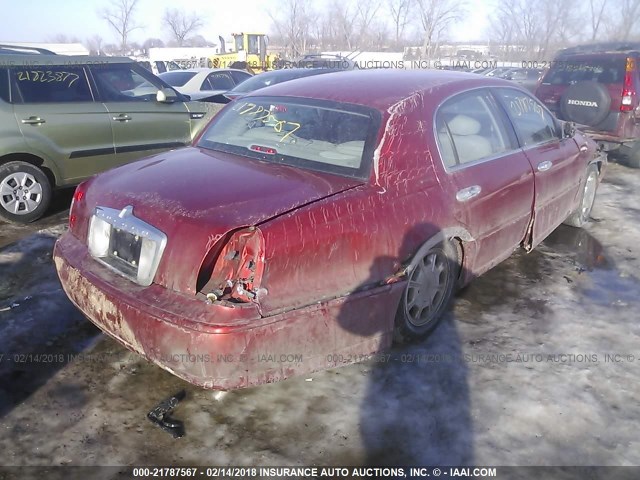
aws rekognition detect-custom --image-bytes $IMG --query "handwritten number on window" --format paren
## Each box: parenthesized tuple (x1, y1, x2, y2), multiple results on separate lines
(17, 70, 80, 87)
(234, 102, 302, 141)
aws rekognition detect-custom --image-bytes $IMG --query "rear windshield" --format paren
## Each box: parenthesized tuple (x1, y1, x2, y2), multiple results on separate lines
(542, 58, 626, 85)
(197, 96, 380, 179)
(159, 71, 197, 87)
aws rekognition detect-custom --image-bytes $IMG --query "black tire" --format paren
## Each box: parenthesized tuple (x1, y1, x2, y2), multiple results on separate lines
(563, 164, 599, 228)
(0, 161, 52, 224)
(559, 82, 611, 126)
(621, 142, 640, 168)
(393, 241, 459, 344)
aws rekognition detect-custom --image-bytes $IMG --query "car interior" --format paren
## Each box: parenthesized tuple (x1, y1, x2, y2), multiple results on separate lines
(436, 93, 510, 167)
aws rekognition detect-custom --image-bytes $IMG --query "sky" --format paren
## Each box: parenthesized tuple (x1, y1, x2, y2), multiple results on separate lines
(0, 0, 492, 46)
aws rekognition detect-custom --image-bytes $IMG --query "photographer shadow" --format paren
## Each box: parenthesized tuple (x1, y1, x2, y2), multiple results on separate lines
(336, 223, 474, 467)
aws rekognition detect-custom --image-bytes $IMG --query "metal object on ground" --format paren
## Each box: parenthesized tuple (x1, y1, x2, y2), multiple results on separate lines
(146, 389, 186, 438)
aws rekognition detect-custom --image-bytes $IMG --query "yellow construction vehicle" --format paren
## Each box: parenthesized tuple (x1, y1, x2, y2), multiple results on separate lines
(206, 33, 279, 73)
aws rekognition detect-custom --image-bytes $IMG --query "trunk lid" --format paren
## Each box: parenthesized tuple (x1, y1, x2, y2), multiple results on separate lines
(84, 146, 363, 294)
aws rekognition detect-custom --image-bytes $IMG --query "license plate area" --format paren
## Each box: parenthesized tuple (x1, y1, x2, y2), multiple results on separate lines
(90, 205, 167, 286)
(107, 228, 142, 276)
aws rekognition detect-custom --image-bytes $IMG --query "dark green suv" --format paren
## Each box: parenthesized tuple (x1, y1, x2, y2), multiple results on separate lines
(0, 51, 219, 223)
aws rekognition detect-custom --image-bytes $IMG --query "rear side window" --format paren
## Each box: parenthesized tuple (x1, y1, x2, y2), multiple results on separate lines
(12, 66, 92, 103)
(543, 58, 625, 85)
(229, 70, 251, 85)
(0, 68, 9, 102)
(160, 71, 196, 87)
(202, 72, 234, 91)
(494, 88, 558, 147)
(435, 90, 513, 168)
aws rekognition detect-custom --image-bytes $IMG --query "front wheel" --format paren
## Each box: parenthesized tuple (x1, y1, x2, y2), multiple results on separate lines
(393, 241, 459, 344)
(0, 161, 52, 224)
(563, 164, 599, 228)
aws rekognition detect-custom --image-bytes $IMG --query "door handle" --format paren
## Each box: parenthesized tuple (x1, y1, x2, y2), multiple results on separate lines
(579, 144, 588, 152)
(21, 116, 46, 125)
(112, 114, 132, 122)
(537, 160, 553, 172)
(456, 185, 481, 202)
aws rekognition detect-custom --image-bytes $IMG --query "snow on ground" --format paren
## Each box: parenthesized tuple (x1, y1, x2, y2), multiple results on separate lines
(0, 163, 639, 470)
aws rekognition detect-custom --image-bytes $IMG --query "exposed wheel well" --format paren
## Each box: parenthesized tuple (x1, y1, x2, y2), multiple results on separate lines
(0, 153, 56, 187)
(451, 236, 466, 287)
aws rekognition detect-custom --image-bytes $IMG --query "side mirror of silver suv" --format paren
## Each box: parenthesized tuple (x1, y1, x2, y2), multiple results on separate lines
(156, 88, 178, 104)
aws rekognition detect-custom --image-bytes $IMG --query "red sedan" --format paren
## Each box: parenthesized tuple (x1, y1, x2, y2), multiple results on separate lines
(54, 70, 606, 390)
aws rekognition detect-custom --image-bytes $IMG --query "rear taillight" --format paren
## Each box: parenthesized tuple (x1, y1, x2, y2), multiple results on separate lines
(621, 57, 637, 112)
(69, 183, 87, 233)
(202, 227, 265, 303)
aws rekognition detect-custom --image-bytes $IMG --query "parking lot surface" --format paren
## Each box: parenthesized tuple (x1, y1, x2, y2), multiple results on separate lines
(0, 164, 639, 468)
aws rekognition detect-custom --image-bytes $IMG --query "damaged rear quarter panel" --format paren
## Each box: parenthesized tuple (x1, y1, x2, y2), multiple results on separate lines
(258, 93, 454, 318)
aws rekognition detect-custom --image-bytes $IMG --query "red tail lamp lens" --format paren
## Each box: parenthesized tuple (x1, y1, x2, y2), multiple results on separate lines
(69, 184, 87, 231)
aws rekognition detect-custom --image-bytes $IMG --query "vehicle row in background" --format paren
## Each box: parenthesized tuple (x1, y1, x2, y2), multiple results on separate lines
(158, 68, 252, 101)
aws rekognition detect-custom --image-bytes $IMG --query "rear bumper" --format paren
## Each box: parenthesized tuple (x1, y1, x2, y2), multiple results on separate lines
(53, 232, 401, 390)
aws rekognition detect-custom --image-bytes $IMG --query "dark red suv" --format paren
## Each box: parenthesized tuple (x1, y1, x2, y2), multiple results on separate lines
(535, 43, 640, 168)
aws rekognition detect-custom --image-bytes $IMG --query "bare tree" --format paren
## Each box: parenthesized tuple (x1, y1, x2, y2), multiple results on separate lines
(187, 35, 215, 48)
(85, 35, 105, 55)
(587, 0, 609, 41)
(489, 0, 517, 59)
(414, 0, 465, 58)
(388, 0, 413, 48)
(98, 0, 141, 54)
(141, 37, 164, 55)
(354, 0, 382, 48)
(268, 0, 314, 58)
(330, 0, 358, 51)
(369, 20, 391, 50)
(489, 0, 577, 60)
(163, 8, 204, 47)
(48, 34, 82, 43)
(616, 0, 640, 41)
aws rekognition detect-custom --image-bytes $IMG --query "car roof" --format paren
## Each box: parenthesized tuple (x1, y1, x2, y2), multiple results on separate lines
(252, 68, 332, 79)
(0, 54, 134, 64)
(244, 69, 515, 111)
(557, 42, 640, 57)
(172, 68, 250, 74)
(554, 52, 631, 61)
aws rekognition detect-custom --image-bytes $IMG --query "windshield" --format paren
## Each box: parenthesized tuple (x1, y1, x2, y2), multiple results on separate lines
(159, 71, 197, 87)
(197, 96, 380, 179)
(543, 58, 625, 85)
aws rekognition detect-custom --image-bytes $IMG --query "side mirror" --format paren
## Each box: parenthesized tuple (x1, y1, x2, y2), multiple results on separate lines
(156, 88, 178, 103)
(562, 121, 576, 138)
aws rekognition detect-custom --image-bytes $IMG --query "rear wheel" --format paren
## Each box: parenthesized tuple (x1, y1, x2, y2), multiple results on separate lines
(394, 241, 459, 344)
(0, 161, 52, 223)
(563, 164, 599, 228)
(621, 141, 640, 168)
